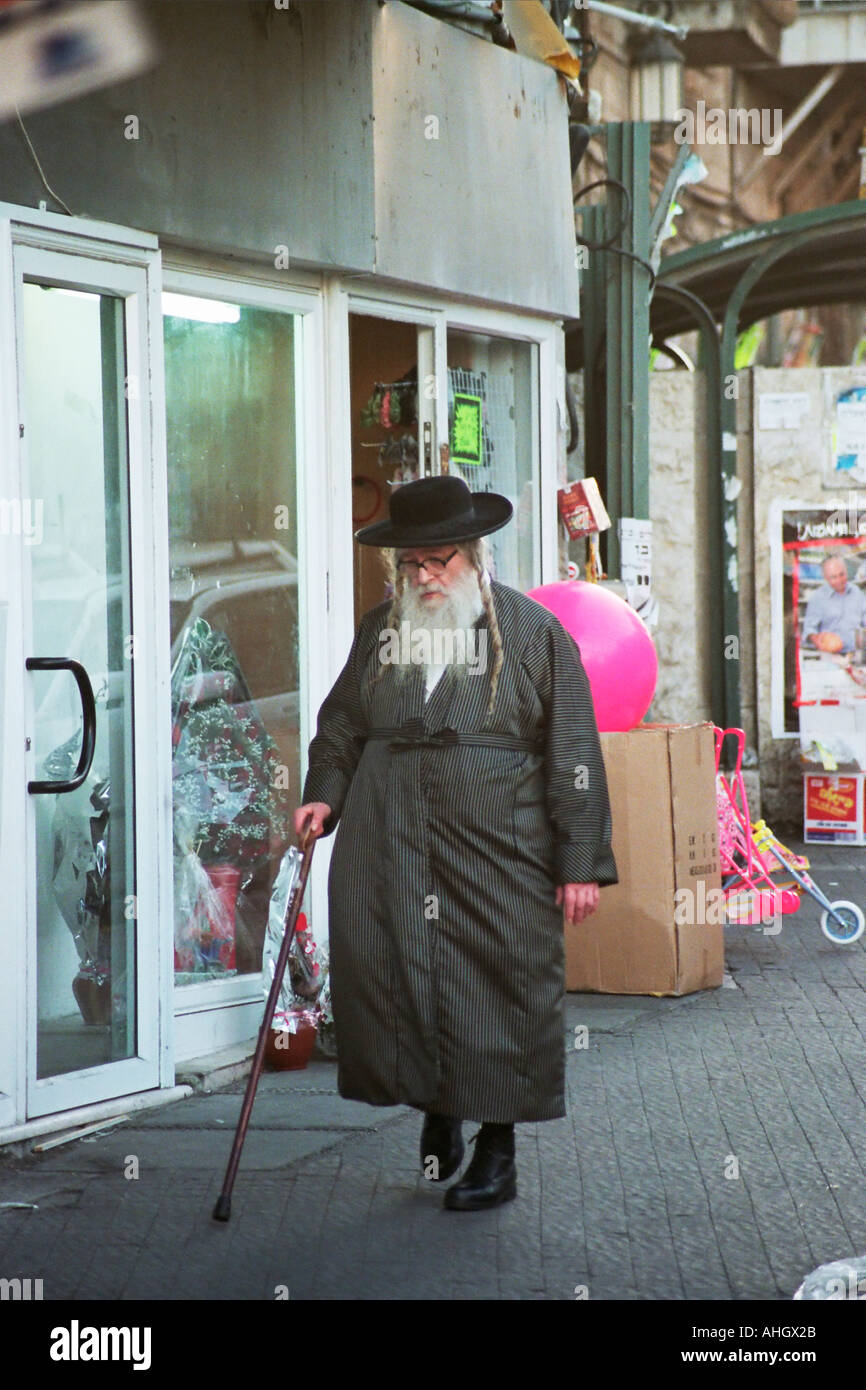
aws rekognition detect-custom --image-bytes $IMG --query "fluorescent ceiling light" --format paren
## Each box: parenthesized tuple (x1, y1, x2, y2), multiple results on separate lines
(47, 287, 99, 302)
(162, 293, 241, 324)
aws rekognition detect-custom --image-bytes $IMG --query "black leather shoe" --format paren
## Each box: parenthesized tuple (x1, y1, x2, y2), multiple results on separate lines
(443, 1125, 516, 1211)
(420, 1112, 464, 1182)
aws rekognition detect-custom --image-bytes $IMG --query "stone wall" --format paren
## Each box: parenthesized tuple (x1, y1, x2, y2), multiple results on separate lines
(646, 372, 715, 726)
(569, 368, 714, 727)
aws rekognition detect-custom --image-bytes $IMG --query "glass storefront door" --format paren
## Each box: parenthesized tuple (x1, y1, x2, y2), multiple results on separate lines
(446, 329, 540, 592)
(11, 240, 164, 1119)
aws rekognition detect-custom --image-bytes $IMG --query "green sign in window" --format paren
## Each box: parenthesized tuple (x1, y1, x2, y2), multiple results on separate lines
(451, 392, 483, 466)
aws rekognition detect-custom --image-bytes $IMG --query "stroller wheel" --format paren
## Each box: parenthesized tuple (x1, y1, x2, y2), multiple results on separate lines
(820, 901, 865, 945)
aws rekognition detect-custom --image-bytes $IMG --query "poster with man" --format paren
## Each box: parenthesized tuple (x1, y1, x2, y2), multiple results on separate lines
(802, 553, 866, 656)
(773, 504, 866, 759)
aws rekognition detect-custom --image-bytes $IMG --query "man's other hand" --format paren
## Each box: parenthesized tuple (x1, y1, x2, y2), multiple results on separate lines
(557, 882, 599, 925)
(293, 802, 331, 843)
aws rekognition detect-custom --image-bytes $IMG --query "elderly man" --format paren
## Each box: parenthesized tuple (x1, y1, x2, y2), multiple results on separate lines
(802, 553, 866, 654)
(294, 475, 617, 1211)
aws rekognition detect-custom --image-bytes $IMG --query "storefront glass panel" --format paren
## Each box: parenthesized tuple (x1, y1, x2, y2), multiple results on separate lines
(164, 294, 299, 985)
(446, 330, 539, 591)
(22, 282, 137, 1078)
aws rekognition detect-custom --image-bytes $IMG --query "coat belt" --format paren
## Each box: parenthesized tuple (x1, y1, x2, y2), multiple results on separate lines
(367, 722, 544, 754)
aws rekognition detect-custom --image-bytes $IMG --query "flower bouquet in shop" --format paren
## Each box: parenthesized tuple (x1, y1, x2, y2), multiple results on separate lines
(261, 843, 330, 1069)
(171, 618, 291, 980)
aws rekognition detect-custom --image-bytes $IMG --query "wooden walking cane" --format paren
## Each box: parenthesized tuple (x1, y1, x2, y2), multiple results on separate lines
(212, 827, 317, 1222)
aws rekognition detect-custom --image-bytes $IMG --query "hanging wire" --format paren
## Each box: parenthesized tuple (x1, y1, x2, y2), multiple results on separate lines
(15, 108, 75, 216)
(597, 244, 657, 290)
(574, 177, 632, 249)
(574, 175, 656, 289)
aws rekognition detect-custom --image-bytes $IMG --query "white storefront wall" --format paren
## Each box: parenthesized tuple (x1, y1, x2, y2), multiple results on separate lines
(0, 204, 565, 1142)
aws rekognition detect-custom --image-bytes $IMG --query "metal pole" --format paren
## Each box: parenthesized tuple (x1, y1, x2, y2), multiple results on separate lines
(606, 121, 652, 548)
(578, 200, 609, 526)
(574, 123, 652, 576)
(582, 1, 688, 41)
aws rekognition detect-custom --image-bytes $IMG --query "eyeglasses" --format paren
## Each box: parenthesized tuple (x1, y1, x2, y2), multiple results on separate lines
(396, 549, 459, 578)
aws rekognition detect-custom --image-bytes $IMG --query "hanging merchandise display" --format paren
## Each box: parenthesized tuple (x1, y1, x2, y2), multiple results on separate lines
(380, 432, 419, 487)
(359, 368, 418, 430)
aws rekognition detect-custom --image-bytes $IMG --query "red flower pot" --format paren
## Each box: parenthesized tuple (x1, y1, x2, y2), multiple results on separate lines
(264, 1021, 317, 1071)
(202, 863, 240, 969)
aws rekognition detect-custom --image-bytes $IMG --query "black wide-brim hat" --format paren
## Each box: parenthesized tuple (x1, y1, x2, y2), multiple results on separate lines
(354, 475, 513, 547)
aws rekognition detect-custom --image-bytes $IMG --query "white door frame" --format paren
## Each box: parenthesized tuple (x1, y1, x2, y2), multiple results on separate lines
(0, 203, 171, 1123)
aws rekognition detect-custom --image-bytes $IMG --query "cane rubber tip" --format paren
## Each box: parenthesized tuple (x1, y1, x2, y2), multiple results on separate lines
(212, 1195, 231, 1222)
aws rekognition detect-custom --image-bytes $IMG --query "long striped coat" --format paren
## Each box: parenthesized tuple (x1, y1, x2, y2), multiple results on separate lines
(302, 581, 617, 1124)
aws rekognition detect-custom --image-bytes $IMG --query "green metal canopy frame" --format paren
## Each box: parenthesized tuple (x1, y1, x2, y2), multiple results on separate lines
(572, 126, 866, 736)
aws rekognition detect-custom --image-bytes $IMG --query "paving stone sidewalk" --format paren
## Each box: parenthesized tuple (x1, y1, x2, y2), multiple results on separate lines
(1, 842, 865, 1301)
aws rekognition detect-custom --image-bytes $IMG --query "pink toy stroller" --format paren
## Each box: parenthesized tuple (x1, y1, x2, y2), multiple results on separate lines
(714, 727, 864, 944)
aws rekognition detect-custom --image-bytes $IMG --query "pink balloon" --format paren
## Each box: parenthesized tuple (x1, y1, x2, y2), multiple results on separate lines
(527, 580, 657, 732)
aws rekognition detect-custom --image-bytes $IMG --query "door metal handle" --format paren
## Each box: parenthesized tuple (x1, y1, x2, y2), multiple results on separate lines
(25, 656, 97, 794)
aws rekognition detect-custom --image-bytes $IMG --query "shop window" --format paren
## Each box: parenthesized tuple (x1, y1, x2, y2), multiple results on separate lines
(164, 294, 300, 984)
(447, 330, 539, 592)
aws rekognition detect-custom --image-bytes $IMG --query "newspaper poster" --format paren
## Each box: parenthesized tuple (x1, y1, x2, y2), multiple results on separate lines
(771, 501, 866, 766)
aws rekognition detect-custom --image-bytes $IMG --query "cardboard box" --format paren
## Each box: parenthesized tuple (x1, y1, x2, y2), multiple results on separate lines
(803, 773, 863, 845)
(565, 723, 724, 996)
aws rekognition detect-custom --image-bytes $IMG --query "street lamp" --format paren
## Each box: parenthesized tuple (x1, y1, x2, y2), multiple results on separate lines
(629, 29, 684, 130)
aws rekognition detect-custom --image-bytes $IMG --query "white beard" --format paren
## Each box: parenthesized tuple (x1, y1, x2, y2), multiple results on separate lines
(389, 565, 487, 681)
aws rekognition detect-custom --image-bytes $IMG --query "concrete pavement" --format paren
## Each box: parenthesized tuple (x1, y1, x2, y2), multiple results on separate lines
(1, 841, 865, 1301)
